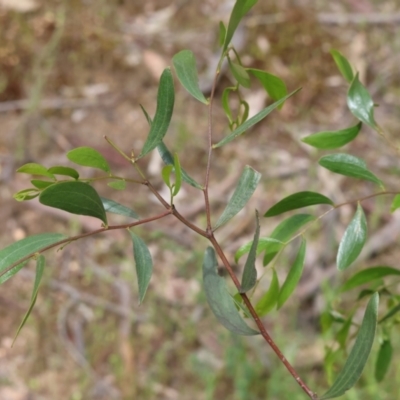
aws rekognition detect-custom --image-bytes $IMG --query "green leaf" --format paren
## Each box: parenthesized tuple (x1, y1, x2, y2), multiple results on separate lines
(161, 165, 173, 188)
(129, 231, 153, 305)
(13, 188, 40, 201)
(67, 147, 110, 173)
(240, 211, 260, 293)
(302, 122, 362, 149)
(247, 68, 287, 103)
(172, 50, 208, 105)
(213, 89, 300, 148)
(375, 339, 392, 382)
(255, 269, 279, 316)
(277, 238, 306, 309)
(140, 104, 153, 126)
(379, 303, 400, 324)
(229, 59, 251, 88)
(235, 237, 284, 263)
(202, 247, 259, 335)
(337, 203, 367, 271)
(172, 153, 182, 196)
(39, 181, 107, 224)
(221, 87, 236, 124)
(48, 166, 79, 179)
(319, 153, 383, 186)
(390, 194, 400, 213)
(264, 191, 333, 217)
(336, 314, 354, 349)
(12, 255, 45, 345)
(347, 73, 378, 129)
(320, 293, 379, 399)
(139, 68, 175, 158)
(0, 233, 66, 284)
(341, 266, 400, 292)
(214, 166, 261, 230)
(31, 180, 55, 189)
(330, 49, 354, 83)
(100, 197, 139, 219)
(218, 21, 226, 47)
(107, 180, 126, 190)
(16, 163, 55, 179)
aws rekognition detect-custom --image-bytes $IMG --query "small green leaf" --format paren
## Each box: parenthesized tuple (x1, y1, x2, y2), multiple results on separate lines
(129, 231, 153, 305)
(337, 203, 367, 271)
(48, 166, 79, 179)
(218, 21, 226, 47)
(302, 122, 362, 149)
(67, 147, 110, 173)
(319, 153, 383, 186)
(336, 314, 353, 349)
(390, 194, 400, 213)
(375, 339, 392, 382)
(255, 269, 279, 316)
(13, 188, 40, 201)
(140, 104, 153, 126)
(247, 68, 287, 103)
(229, 59, 251, 88)
(221, 87, 236, 125)
(172, 50, 208, 105)
(12, 255, 45, 345)
(235, 237, 284, 263)
(202, 247, 259, 336)
(161, 165, 173, 188)
(213, 89, 300, 148)
(107, 180, 126, 190)
(100, 197, 139, 219)
(330, 49, 354, 83)
(347, 73, 378, 129)
(16, 163, 55, 179)
(214, 166, 261, 230)
(264, 191, 333, 217)
(139, 68, 175, 158)
(240, 211, 260, 293)
(379, 303, 400, 324)
(31, 180, 55, 189)
(320, 293, 379, 399)
(341, 266, 400, 292)
(277, 238, 306, 309)
(39, 181, 107, 224)
(172, 153, 182, 196)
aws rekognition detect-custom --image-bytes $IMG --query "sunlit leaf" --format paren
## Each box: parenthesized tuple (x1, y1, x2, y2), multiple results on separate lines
(16, 163, 55, 179)
(13, 188, 40, 201)
(107, 180, 126, 190)
(247, 68, 287, 103)
(48, 166, 79, 179)
(330, 49, 354, 83)
(202, 247, 259, 335)
(31, 180, 55, 189)
(375, 339, 392, 382)
(67, 147, 110, 173)
(390, 194, 400, 213)
(172, 153, 182, 196)
(100, 197, 138, 219)
(255, 269, 279, 316)
(229, 59, 251, 88)
(161, 165, 173, 188)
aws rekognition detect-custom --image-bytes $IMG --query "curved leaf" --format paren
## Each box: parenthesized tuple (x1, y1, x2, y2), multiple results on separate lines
(390, 194, 400, 213)
(320, 293, 379, 399)
(100, 197, 139, 219)
(330, 49, 354, 83)
(172, 153, 182, 196)
(337, 203, 367, 271)
(67, 147, 110, 173)
(375, 339, 392, 382)
(13, 188, 40, 201)
(31, 180, 55, 189)
(229, 60, 251, 88)
(48, 166, 79, 179)
(202, 247, 259, 336)
(255, 269, 279, 316)
(39, 181, 107, 224)
(247, 68, 287, 103)
(17, 163, 55, 179)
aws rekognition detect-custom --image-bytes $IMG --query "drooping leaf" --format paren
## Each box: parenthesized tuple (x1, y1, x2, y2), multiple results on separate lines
(264, 191, 333, 217)
(341, 266, 400, 292)
(172, 153, 182, 196)
(39, 181, 107, 224)
(12, 255, 45, 345)
(390, 194, 400, 213)
(139, 68, 175, 158)
(229, 59, 251, 88)
(214, 166, 261, 230)
(100, 197, 139, 219)
(302, 122, 362, 149)
(107, 180, 126, 190)
(330, 49, 354, 83)
(31, 180, 55, 189)
(247, 68, 287, 103)
(16, 163, 55, 179)
(67, 147, 110, 173)
(202, 247, 259, 336)
(240, 211, 260, 293)
(13, 188, 40, 201)
(235, 237, 284, 263)
(129, 231, 153, 304)
(375, 339, 392, 382)
(48, 166, 79, 179)
(277, 238, 306, 309)
(172, 50, 208, 104)
(222, 86, 236, 124)
(213, 89, 300, 148)
(319, 153, 383, 187)
(255, 269, 279, 316)
(347, 73, 378, 129)
(0, 233, 66, 284)
(239, 99, 249, 124)
(320, 293, 379, 399)
(337, 203, 367, 271)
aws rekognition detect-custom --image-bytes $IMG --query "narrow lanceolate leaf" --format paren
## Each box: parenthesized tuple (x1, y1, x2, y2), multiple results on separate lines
(337, 203, 367, 271)
(264, 191, 333, 217)
(107, 180, 126, 190)
(240, 211, 260, 293)
(67, 147, 110, 172)
(48, 166, 79, 179)
(39, 181, 107, 224)
(340, 266, 400, 292)
(202, 247, 259, 336)
(100, 197, 139, 219)
(13, 255, 45, 345)
(235, 237, 283, 263)
(302, 122, 362, 149)
(375, 339, 392, 382)
(17, 163, 55, 179)
(172, 153, 182, 196)
(140, 104, 153, 126)
(229, 60, 251, 88)
(390, 194, 400, 213)
(139, 68, 175, 158)
(218, 21, 226, 47)
(330, 49, 354, 83)
(214, 166, 261, 230)
(347, 73, 378, 129)
(161, 165, 173, 188)
(247, 68, 287, 103)
(213, 89, 300, 148)
(255, 269, 279, 316)
(129, 231, 153, 304)
(277, 238, 306, 309)
(172, 50, 208, 104)
(320, 293, 379, 399)
(0, 233, 66, 284)
(319, 153, 383, 186)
